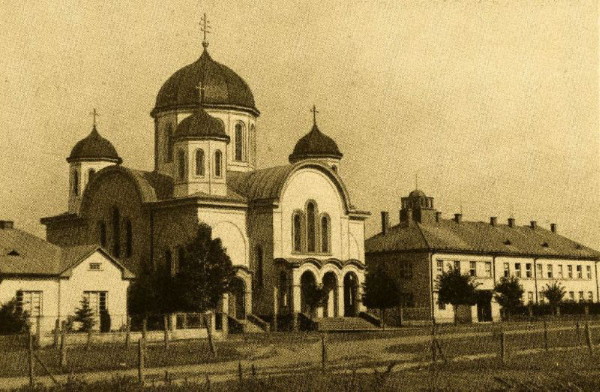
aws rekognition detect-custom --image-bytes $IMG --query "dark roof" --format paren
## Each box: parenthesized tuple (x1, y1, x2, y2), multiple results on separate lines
(0, 228, 134, 278)
(153, 49, 259, 116)
(409, 189, 427, 198)
(289, 124, 343, 163)
(173, 109, 229, 141)
(365, 219, 600, 260)
(67, 126, 122, 163)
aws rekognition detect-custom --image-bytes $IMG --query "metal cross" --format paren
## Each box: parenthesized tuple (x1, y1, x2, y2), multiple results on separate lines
(310, 105, 319, 125)
(195, 80, 206, 104)
(90, 108, 99, 127)
(200, 13, 211, 48)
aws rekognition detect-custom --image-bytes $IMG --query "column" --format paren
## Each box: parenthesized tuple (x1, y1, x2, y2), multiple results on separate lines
(221, 293, 229, 336)
(337, 284, 345, 317)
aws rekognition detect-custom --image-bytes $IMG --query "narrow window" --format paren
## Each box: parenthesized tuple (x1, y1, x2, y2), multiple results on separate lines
(165, 124, 174, 162)
(527, 292, 534, 304)
(515, 263, 521, 278)
(306, 202, 316, 252)
(255, 246, 264, 288)
(111, 206, 120, 257)
(587, 265, 592, 279)
(503, 262, 510, 277)
(125, 219, 133, 257)
(436, 260, 443, 276)
(320, 215, 330, 253)
(589, 291, 594, 301)
(453, 260, 460, 273)
(235, 123, 244, 161)
(536, 264, 542, 278)
(293, 213, 302, 252)
(484, 262, 492, 277)
(568, 265, 573, 279)
(557, 265, 563, 279)
(177, 150, 186, 180)
(547, 264, 553, 279)
(469, 261, 477, 277)
(214, 150, 222, 177)
(17, 291, 43, 317)
(250, 124, 256, 164)
(195, 149, 205, 176)
(577, 265, 583, 279)
(525, 263, 532, 278)
(98, 221, 107, 248)
(73, 171, 79, 196)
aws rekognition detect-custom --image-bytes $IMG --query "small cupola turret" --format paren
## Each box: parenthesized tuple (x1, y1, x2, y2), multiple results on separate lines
(289, 105, 343, 172)
(172, 107, 230, 197)
(67, 111, 122, 214)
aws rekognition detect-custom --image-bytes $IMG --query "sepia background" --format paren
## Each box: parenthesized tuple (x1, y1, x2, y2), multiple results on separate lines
(0, 1, 598, 246)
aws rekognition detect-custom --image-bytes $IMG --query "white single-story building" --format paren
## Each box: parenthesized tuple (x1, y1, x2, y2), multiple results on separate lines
(0, 220, 134, 333)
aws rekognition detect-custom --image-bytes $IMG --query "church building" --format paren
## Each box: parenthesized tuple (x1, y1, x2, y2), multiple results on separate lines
(41, 34, 369, 329)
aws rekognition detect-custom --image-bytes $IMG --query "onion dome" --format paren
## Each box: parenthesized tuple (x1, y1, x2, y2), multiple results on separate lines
(173, 108, 230, 142)
(152, 49, 259, 117)
(409, 189, 427, 198)
(289, 124, 343, 163)
(67, 126, 122, 163)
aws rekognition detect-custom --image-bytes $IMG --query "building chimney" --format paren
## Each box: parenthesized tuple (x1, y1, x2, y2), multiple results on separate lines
(508, 218, 515, 228)
(435, 211, 442, 223)
(550, 223, 557, 233)
(490, 217, 497, 227)
(454, 213, 462, 223)
(530, 221, 537, 229)
(0, 220, 14, 229)
(381, 211, 390, 235)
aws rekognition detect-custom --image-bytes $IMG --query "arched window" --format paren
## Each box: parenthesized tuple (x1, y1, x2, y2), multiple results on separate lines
(177, 246, 185, 273)
(306, 202, 317, 252)
(255, 245, 264, 288)
(165, 249, 173, 275)
(165, 124, 174, 162)
(214, 150, 222, 177)
(72, 171, 79, 196)
(293, 213, 303, 252)
(124, 219, 133, 257)
(250, 124, 256, 165)
(321, 215, 330, 253)
(235, 123, 244, 161)
(98, 221, 107, 248)
(195, 149, 205, 176)
(177, 150, 186, 180)
(111, 207, 120, 257)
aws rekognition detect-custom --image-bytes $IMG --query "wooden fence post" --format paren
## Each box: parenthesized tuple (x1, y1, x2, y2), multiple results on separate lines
(238, 361, 243, 382)
(125, 316, 131, 349)
(138, 338, 144, 384)
(53, 319, 60, 348)
(28, 328, 35, 387)
(500, 331, 506, 364)
(585, 322, 593, 354)
(59, 321, 67, 368)
(163, 315, 170, 349)
(431, 324, 437, 363)
(321, 335, 328, 371)
(272, 286, 279, 333)
(543, 321, 549, 351)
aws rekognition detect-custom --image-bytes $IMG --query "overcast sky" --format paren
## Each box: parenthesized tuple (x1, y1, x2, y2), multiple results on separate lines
(0, 1, 598, 247)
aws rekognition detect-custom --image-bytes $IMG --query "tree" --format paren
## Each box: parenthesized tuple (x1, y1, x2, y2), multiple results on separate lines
(303, 282, 328, 319)
(0, 298, 28, 334)
(363, 263, 401, 329)
(74, 297, 95, 332)
(173, 223, 236, 313)
(542, 281, 566, 307)
(437, 268, 480, 324)
(128, 261, 175, 317)
(494, 276, 524, 320)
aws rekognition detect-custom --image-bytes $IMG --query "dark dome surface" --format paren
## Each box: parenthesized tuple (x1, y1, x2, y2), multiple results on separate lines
(67, 126, 122, 163)
(409, 189, 427, 198)
(153, 49, 259, 116)
(173, 109, 229, 141)
(289, 124, 343, 163)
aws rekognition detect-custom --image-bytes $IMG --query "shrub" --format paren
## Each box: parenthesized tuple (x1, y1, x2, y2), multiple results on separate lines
(74, 297, 95, 332)
(0, 298, 28, 334)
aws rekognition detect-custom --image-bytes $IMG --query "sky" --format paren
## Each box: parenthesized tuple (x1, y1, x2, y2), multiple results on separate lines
(0, 1, 598, 247)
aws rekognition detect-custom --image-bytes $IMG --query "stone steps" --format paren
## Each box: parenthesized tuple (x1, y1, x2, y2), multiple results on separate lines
(315, 317, 379, 332)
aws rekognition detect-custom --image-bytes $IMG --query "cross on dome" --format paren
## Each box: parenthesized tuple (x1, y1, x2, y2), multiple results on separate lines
(310, 105, 319, 126)
(90, 108, 100, 128)
(200, 13, 211, 49)
(195, 80, 206, 104)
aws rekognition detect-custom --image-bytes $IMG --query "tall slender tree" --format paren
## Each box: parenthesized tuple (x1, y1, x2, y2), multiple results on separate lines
(363, 263, 401, 328)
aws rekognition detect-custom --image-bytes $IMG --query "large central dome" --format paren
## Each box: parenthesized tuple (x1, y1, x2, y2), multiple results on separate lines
(152, 49, 259, 117)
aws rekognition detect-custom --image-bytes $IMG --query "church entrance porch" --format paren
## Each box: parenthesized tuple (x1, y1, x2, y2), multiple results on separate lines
(300, 270, 318, 317)
(322, 272, 339, 318)
(228, 277, 246, 320)
(343, 272, 359, 317)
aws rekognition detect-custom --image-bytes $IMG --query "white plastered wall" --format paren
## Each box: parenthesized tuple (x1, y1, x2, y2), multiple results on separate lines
(197, 208, 249, 268)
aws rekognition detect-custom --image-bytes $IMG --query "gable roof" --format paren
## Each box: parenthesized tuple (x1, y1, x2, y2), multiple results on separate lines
(0, 228, 134, 278)
(365, 219, 600, 260)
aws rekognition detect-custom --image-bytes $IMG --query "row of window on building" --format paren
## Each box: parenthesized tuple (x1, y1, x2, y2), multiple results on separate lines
(436, 260, 493, 278)
(97, 207, 133, 259)
(292, 201, 331, 254)
(503, 262, 592, 280)
(176, 149, 223, 180)
(528, 290, 594, 304)
(15, 290, 107, 318)
(166, 122, 255, 164)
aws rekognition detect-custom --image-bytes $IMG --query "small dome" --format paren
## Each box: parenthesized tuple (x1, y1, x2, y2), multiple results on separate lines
(67, 126, 122, 163)
(289, 124, 343, 163)
(409, 189, 427, 198)
(153, 49, 259, 117)
(173, 108, 229, 142)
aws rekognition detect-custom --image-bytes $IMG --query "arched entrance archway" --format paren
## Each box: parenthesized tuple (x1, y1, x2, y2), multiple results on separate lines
(228, 278, 246, 319)
(323, 272, 339, 318)
(343, 272, 359, 317)
(300, 270, 318, 316)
